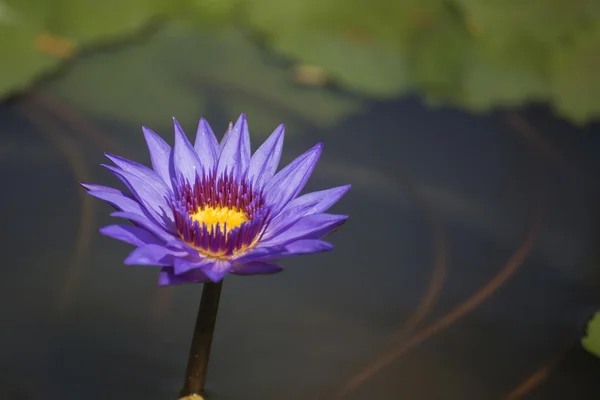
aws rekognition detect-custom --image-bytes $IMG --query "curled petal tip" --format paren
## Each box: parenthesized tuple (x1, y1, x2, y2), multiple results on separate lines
(272, 123, 285, 134)
(141, 126, 155, 136)
(308, 141, 324, 158)
(234, 113, 248, 127)
(306, 141, 324, 155)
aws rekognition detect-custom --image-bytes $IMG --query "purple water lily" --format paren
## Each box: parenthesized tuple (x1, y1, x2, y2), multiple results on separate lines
(82, 114, 350, 285)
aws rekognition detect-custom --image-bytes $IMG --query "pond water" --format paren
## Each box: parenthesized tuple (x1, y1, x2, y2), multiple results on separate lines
(1, 31, 600, 400)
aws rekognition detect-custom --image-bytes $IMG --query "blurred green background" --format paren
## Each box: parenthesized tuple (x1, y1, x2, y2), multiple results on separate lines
(3, 0, 600, 131)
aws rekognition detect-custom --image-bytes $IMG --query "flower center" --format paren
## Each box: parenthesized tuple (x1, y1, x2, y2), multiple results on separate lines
(171, 171, 269, 260)
(189, 206, 248, 233)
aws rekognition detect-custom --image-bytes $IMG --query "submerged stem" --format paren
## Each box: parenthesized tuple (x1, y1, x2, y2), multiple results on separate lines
(179, 281, 223, 398)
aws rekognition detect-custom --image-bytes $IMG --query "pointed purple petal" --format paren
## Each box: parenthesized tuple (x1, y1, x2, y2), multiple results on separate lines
(111, 211, 175, 243)
(103, 165, 174, 229)
(233, 247, 284, 264)
(99, 224, 162, 247)
(105, 153, 169, 190)
(259, 213, 347, 247)
(81, 182, 122, 193)
(247, 124, 285, 188)
(263, 142, 323, 214)
(104, 153, 173, 215)
(124, 244, 187, 266)
(173, 118, 203, 184)
(203, 269, 229, 282)
(263, 184, 351, 241)
(202, 260, 232, 282)
(216, 114, 251, 178)
(142, 126, 173, 187)
(280, 239, 334, 256)
(164, 240, 203, 259)
(87, 190, 142, 214)
(193, 118, 220, 173)
(158, 267, 212, 286)
(173, 257, 216, 275)
(231, 262, 283, 276)
(234, 240, 334, 263)
(219, 121, 234, 150)
(281, 185, 351, 216)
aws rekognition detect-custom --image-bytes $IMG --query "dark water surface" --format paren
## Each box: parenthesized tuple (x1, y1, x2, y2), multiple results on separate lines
(1, 81, 600, 399)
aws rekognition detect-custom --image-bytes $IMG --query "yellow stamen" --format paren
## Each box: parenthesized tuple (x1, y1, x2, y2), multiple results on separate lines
(190, 206, 248, 233)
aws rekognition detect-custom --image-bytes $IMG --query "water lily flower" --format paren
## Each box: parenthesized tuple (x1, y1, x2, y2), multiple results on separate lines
(82, 114, 350, 285)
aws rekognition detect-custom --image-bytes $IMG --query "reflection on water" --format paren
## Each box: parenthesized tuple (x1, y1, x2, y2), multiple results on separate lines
(1, 71, 600, 399)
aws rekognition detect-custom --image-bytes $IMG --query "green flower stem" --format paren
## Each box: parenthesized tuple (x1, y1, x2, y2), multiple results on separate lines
(180, 281, 223, 398)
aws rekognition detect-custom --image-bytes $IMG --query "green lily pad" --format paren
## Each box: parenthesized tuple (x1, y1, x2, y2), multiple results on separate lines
(243, 0, 440, 98)
(0, 0, 174, 99)
(169, 0, 238, 28)
(269, 30, 411, 98)
(458, 35, 550, 111)
(5, 0, 600, 125)
(243, 0, 439, 46)
(46, 25, 363, 133)
(0, 23, 62, 98)
(548, 24, 600, 125)
(45, 0, 174, 45)
(454, 0, 600, 44)
(406, 7, 472, 99)
(582, 311, 600, 358)
(47, 32, 206, 130)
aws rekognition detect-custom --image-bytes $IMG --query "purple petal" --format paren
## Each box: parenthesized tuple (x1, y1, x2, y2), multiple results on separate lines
(105, 153, 169, 192)
(104, 153, 172, 204)
(81, 183, 123, 193)
(280, 239, 334, 256)
(259, 213, 347, 247)
(264, 142, 323, 214)
(87, 190, 142, 214)
(247, 124, 285, 189)
(99, 224, 162, 247)
(219, 121, 234, 150)
(164, 239, 200, 255)
(173, 118, 204, 184)
(263, 184, 351, 241)
(233, 247, 284, 264)
(173, 257, 216, 275)
(124, 244, 188, 266)
(103, 165, 174, 229)
(234, 240, 334, 263)
(111, 211, 175, 243)
(158, 267, 212, 286)
(193, 118, 220, 172)
(203, 268, 229, 282)
(142, 126, 174, 187)
(231, 262, 283, 276)
(201, 260, 233, 282)
(281, 185, 351, 216)
(216, 114, 251, 178)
